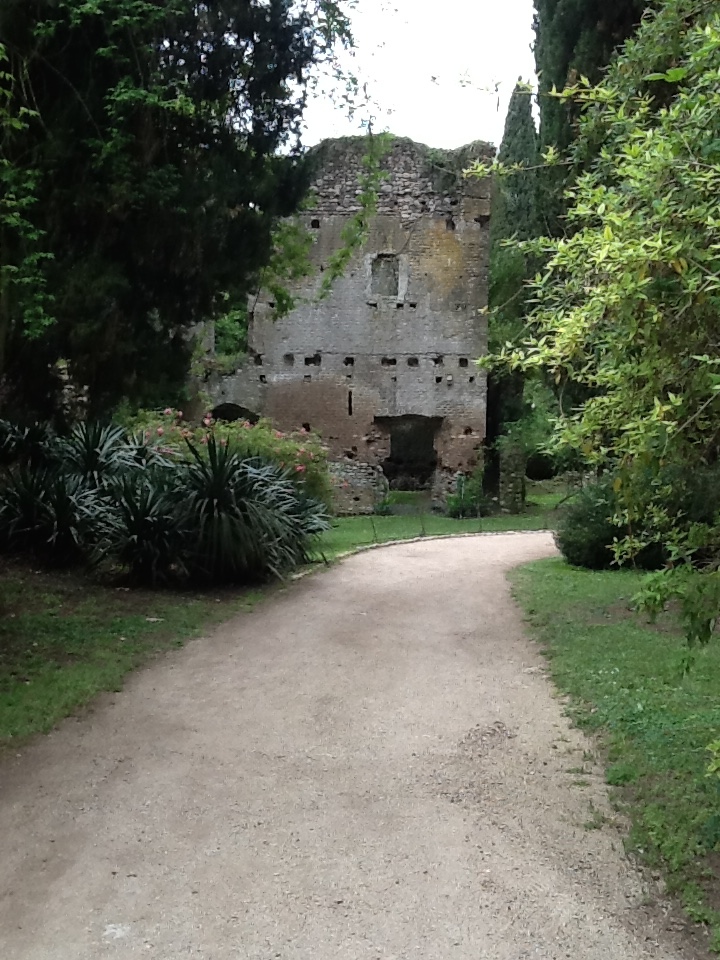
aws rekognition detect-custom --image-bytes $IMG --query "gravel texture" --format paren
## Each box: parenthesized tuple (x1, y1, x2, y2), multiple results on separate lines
(0, 533, 695, 958)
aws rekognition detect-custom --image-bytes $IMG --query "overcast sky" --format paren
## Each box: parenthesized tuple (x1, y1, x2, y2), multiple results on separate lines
(301, 0, 537, 151)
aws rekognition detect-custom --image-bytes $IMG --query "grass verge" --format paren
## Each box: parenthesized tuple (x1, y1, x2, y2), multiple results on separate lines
(512, 558, 720, 951)
(315, 481, 564, 561)
(0, 560, 260, 749)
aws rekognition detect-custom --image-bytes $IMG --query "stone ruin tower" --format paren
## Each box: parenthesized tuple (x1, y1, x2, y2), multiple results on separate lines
(211, 136, 493, 513)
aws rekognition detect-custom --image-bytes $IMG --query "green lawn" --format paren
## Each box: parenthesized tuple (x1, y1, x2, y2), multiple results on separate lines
(315, 480, 566, 560)
(513, 558, 720, 950)
(314, 510, 555, 560)
(0, 563, 260, 748)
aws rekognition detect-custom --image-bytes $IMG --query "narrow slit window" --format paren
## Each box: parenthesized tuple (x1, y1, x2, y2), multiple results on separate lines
(381, 357, 397, 367)
(348, 390, 354, 417)
(459, 357, 469, 368)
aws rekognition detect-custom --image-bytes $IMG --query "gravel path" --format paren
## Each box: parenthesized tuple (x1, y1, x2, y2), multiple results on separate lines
(0, 533, 694, 959)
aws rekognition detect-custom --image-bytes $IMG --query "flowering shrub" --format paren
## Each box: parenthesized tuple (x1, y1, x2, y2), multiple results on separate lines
(123, 409, 331, 506)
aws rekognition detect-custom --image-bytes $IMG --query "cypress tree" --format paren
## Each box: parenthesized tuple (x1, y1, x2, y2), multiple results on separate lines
(485, 82, 538, 499)
(533, 0, 647, 234)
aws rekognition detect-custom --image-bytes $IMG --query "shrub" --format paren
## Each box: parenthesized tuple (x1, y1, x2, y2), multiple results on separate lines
(0, 419, 330, 586)
(555, 481, 665, 570)
(123, 408, 331, 506)
(93, 472, 189, 585)
(0, 419, 57, 469)
(56, 422, 130, 486)
(0, 467, 97, 564)
(179, 439, 328, 583)
(446, 469, 490, 519)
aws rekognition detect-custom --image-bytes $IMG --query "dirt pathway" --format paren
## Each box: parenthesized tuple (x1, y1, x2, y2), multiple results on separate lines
(0, 533, 692, 959)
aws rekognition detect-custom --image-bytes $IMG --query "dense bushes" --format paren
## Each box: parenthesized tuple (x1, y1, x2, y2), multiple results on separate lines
(0, 419, 330, 586)
(123, 408, 331, 505)
(556, 468, 720, 571)
(554, 483, 615, 569)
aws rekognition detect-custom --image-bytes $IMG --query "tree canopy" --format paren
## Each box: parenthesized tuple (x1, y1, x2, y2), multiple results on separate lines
(0, 0, 353, 415)
(491, 0, 720, 642)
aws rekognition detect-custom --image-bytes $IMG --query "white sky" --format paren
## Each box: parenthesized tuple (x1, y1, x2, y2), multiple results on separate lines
(301, 0, 537, 150)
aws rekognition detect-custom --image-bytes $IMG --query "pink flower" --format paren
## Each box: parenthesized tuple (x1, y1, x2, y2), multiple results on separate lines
(295, 464, 306, 473)
(342, 482, 350, 489)
(203, 417, 212, 427)
(163, 408, 173, 416)
(157, 427, 164, 437)
(177, 410, 184, 420)
(220, 438, 228, 447)
(298, 448, 306, 455)
(275, 431, 284, 439)
(200, 435, 208, 445)
(242, 420, 251, 429)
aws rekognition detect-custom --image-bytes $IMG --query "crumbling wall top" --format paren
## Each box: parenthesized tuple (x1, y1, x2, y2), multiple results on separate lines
(307, 135, 494, 223)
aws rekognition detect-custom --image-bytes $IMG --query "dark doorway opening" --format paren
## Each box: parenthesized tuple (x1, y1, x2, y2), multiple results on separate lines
(212, 402, 259, 424)
(375, 415, 442, 490)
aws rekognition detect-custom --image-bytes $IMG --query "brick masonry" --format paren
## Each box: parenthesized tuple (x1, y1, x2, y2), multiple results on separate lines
(210, 136, 493, 512)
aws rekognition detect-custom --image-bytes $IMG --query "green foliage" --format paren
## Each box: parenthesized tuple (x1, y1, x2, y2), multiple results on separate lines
(446, 468, 491, 519)
(488, 0, 720, 644)
(489, 82, 539, 349)
(483, 83, 541, 497)
(0, 0, 355, 414)
(0, 416, 331, 586)
(124, 408, 331, 506)
(533, 0, 646, 236)
(0, 467, 96, 564)
(554, 480, 664, 571)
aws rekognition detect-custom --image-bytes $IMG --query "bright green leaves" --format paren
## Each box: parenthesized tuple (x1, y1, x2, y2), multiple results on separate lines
(480, 1, 720, 644)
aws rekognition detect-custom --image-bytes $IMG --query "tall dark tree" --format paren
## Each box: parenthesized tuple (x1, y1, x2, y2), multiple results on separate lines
(485, 82, 538, 498)
(533, 0, 647, 235)
(0, 0, 352, 415)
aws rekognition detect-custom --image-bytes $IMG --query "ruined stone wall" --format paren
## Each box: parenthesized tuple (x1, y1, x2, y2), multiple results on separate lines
(211, 136, 492, 509)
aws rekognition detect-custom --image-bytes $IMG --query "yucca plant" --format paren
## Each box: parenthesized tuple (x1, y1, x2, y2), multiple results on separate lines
(92, 471, 189, 586)
(124, 431, 175, 471)
(178, 438, 329, 583)
(0, 420, 57, 469)
(0, 467, 97, 564)
(56, 422, 131, 487)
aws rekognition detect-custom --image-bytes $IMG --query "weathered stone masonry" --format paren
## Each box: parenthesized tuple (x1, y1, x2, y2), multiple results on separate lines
(212, 136, 493, 512)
